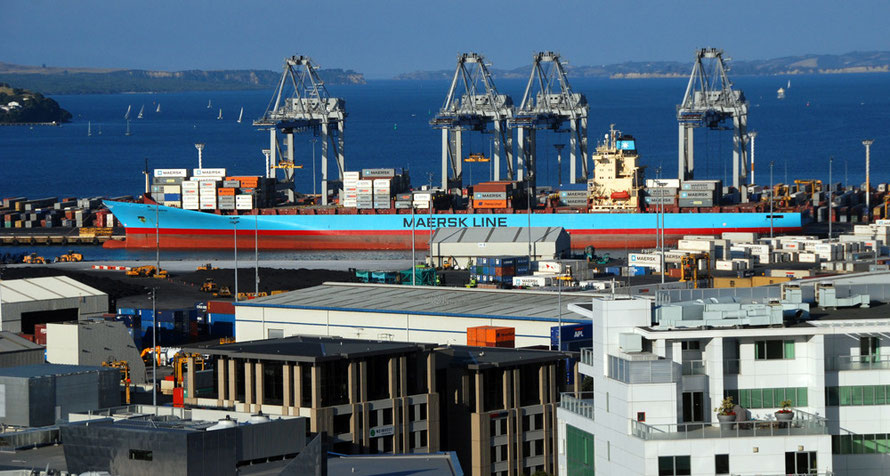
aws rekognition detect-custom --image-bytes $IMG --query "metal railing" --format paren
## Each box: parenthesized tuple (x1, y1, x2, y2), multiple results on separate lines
(682, 360, 706, 376)
(723, 359, 741, 375)
(826, 355, 890, 371)
(559, 392, 594, 420)
(609, 355, 681, 384)
(630, 410, 828, 440)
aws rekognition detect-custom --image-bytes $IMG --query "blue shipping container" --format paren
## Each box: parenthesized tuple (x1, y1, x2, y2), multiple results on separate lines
(551, 323, 593, 351)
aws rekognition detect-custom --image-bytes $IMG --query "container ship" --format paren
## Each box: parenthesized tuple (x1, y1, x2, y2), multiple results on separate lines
(104, 128, 808, 251)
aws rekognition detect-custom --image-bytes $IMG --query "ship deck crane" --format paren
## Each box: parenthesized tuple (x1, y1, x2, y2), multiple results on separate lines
(254, 55, 346, 205)
(677, 48, 749, 202)
(431, 53, 514, 189)
(511, 52, 589, 188)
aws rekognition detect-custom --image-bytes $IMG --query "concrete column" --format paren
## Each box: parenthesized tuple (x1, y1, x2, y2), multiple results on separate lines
(348, 361, 359, 403)
(549, 364, 557, 405)
(186, 356, 196, 403)
(507, 407, 517, 476)
(474, 371, 484, 413)
(538, 365, 547, 405)
(426, 352, 436, 393)
(470, 412, 490, 476)
(427, 392, 440, 452)
(544, 404, 555, 475)
(310, 364, 321, 409)
(503, 367, 512, 409)
(254, 362, 264, 413)
(399, 356, 407, 398)
(513, 369, 520, 410)
(282, 363, 292, 416)
(294, 364, 303, 410)
(388, 358, 397, 399)
(573, 361, 581, 397)
(227, 359, 237, 408)
(244, 361, 253, 413)
(441, 129, 449, 190)
(360, 361, 368, 401)
(217, 358, 227, 407)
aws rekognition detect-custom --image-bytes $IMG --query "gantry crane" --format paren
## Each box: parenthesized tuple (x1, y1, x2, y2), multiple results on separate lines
(512, 52, 589, 188)
(255, 55, 346, 204)
(431, 53, 514, 189)
(677, 48, 749, 201)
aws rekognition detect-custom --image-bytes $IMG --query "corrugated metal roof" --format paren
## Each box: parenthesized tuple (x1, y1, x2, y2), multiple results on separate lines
(0, 276, 106, 304)
(431, 226, 566, 244)
(0, 363, 115, 378)
(185, 335, 434, 363)
(0, 331, 44, 352)
(238, 282, 594, 322)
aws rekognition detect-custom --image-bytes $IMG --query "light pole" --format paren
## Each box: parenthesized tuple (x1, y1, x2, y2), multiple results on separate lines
(557, 276, 562, 351)
(254, 214, 259, 295)
(411, 205, 416, 285)
(863, 140, 874, 220)
(656, 167, 665, 285)
(194, 143, 204, 169)
(748, 132, 757, 185)
(829, 157, 834, 240)
(554, 144, 566, 187)
(150, 287, 157, 413)
(526, 176, 533, 264)
(231, 217, 240, 301)
(769, 161, 774, 238)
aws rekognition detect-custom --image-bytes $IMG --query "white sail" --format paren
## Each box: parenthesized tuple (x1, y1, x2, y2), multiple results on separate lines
(137, 105, 144, 119)
(218, 108, 223, 120)
(87, 121, 91, 137)
(125, 119, 131, 136)
(156, 103, 161, 113)
(124, 105, 132, 120)
(237, 107, 243, 123)
(787, 80, 791, 88)
(207, 100, 212, 109)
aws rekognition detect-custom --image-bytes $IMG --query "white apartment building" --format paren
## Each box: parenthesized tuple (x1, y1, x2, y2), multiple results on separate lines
(556, 281, 890, 475)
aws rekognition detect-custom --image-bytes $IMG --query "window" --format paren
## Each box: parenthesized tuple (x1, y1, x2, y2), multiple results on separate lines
(658, 455, 691, 476)
(826, 385, 890, 406)
(637, 412, 646, 422)
(861, 336, 880, 363)
(726, 387, 807, 409)
(129, 449, 153, 461)
(755, 340, 795, 360)
(267, 328, 284, 339)
(785, 451, 816, 475)
(715, 454, 729, 474)
(681, 341, 700, 351)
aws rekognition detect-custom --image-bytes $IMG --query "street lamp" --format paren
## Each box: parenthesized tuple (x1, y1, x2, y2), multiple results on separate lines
(311, 137, 318, 196)
(829, 157, 834, 240)
(747, 132, 757, 185)
(554, 144, 566, 187)
(863, 140, 874, 220)
(769, 161, 774, 238)
(194, 143, 205, 169)
(230, 217, 240, 301)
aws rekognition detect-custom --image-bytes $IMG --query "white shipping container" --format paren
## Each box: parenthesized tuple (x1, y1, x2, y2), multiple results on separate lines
(512, 276, 553, 287)
(715, 260, 738, 271)
(537, 261, 562, 273)
(192, 168, 226, 177)
(646, 178, 680, 188)
(200, 203, 216, 210)
(163, 185, 181, 194)
(731, 258, 753, 269)
(413, 201, 430, 209)
(191, 176, 222, 182)
(664, 251, 690, 263)
(373, 179, 391, 187)
(343, 171, 360, 180)
(677, 239, 715, 253)
(183, 202, 199, 210)
(154, 168, 188, 177)
(628, 253, 663, 270)
(721, 232, 758, 243)
(413, 193, 432, 201)
(356, 180, 373, 188)
(799, 253, 818, 263)
(182, 181, 199, 189)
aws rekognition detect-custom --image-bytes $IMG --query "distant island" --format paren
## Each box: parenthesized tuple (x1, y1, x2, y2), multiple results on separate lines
(0, 63, 366, 95)
(395, 50, 890, 80)
(0, 83, 71, 124)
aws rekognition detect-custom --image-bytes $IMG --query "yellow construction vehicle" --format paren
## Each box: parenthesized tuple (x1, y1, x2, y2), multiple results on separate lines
(236, 291, 268, 301)
(270, 290, 287, 296)
(679, 252, 711, 289)
(22, 253, 46, 264)
(793, 179, 823, 194)
(219, 337, 235, 345)
(196, 263, 216, 271)
(214, 286, 233, 298)
(126, 265, 168, 278)
(173, 353, 205, 387)
(102, 360, 132, 404)
(54, 250, 84, 263)
(140, 346, 161, 366)
(200, 278, 219, 293)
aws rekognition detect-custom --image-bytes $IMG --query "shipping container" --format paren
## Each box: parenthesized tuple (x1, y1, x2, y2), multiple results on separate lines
(467, 325, 515, 348)
(473, 199, 508, 209)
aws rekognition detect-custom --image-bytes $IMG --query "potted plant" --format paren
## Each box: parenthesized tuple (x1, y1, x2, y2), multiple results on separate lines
(715, 396, 736, 424)
(775, 399, 794, 421)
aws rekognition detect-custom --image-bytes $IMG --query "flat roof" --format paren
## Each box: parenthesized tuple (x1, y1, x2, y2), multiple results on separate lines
(184, 335, 436, 363)
(1, 275, 106, 304)
(440, 344, 569, 370)
(328, 453, 463, 476)
(237, 282, 593, 323)
(0, 330, 44, 352)
(0, 363, 114, 378)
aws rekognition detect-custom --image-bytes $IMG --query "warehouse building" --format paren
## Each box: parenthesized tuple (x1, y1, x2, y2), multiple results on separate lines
(0, 331, 45, 367)
(46, 320, 147, 384)
(0, 276, 107, 334)
(234, 282, 591, 347)
(181, 335, 575, 476)
(0, 363, 120, 427)
(429, 226, 570, 268)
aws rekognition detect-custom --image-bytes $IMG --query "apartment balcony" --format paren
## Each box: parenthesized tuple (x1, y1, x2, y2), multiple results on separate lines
(630, 410, 828, 440)
(681, 359, 706, 376)
(580, 348, 594, 367)
(558, 392, 594, 420)
(826, 355, 890, 371)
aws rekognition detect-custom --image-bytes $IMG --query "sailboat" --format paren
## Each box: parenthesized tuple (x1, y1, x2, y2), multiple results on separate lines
(124, 105, 132, 120)
(156, 103, 161, 113)
(207, 100, 212, 109)
(777, 87, 786, 99)
(787, 80, 791, 89)
(137, 105, 144, 119)
(87, 121, 92, 137)
(217, 108, 223, 120)
(125, 119, 131, 136)
(237, 107, 243, 123)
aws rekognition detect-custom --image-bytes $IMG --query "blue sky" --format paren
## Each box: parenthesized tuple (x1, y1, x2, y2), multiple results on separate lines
(3, 0, 890, 78)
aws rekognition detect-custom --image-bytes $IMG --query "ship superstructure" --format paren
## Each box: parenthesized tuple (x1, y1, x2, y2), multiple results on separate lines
(587, 126, 643, 211)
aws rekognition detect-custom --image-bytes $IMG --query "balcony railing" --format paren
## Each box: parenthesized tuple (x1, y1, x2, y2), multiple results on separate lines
(609, 355, 681, 384)
(826, 355, 890, 371)
(682, 360, 706, 376)
(559, 392, 594, 420)
(630, 410, 828, 440)
(723, 359, 740, 375)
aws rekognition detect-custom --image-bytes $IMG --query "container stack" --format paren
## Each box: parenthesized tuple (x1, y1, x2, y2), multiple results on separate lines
(342, 171, 359, 208)
(412, 191, 432, 209)
(373, 179, 391, 209)
(645, 185, 678, 207)
(466, 325, 515, 348)
(355, 179, 373, 209)
(198, 180, 218, 210)
(472, 181, 515, 209)
(679, 180, 721, 207)
(472, 256, 531, 284)
(151, 169, 187, 207)
(395, 193, 413, 209)
(182, 181, 200, 210)
(559, 190, 589, 207)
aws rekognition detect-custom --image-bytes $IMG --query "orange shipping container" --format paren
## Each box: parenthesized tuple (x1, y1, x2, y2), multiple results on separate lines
(467, 325, 515, 347)
(473, 199, 508, 209)
(217, 188, 236, 196)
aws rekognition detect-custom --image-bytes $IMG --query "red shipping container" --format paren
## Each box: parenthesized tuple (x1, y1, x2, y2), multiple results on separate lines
(173, 387, 184, 408)
(34, 324, 47, 345)
(207, 301, 236, 314)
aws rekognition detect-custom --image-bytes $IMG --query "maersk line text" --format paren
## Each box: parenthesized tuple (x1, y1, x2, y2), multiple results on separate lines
(402, 217, 508, 228)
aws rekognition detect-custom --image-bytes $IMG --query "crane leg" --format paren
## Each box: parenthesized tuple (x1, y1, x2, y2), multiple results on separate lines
(321, 123, 330, 205)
